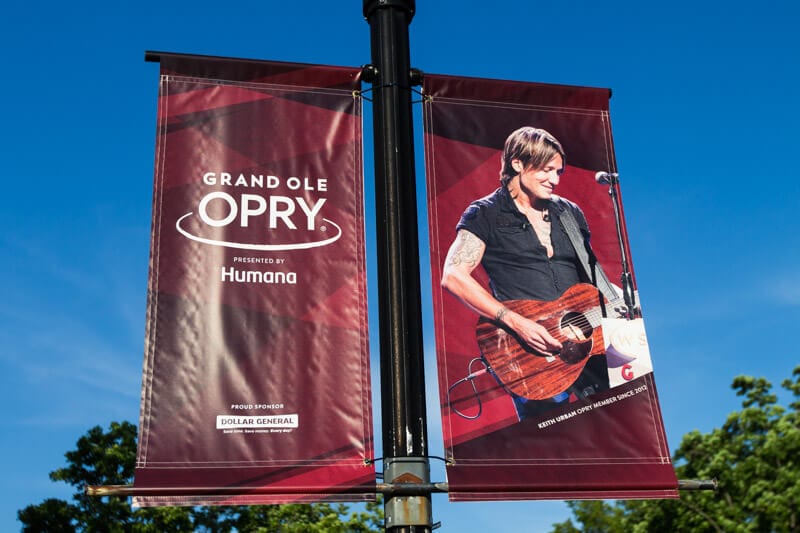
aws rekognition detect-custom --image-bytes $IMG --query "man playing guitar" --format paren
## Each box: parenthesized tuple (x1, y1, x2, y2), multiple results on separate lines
(441, 126, 610, 420)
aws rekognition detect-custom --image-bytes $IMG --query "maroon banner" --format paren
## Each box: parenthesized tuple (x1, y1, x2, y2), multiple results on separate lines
(423, 74, 678, 500)
(134, 54, 374, 505)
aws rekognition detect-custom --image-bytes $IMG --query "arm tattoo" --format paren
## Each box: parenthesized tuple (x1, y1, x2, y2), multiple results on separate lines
(449, 231, 483, 267)
(495, 306, 510, 323)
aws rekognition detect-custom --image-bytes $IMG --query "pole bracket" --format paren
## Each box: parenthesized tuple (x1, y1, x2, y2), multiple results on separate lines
(383, 457, 433, 529)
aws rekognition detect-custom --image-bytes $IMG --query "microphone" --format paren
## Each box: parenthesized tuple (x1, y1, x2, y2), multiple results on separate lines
(595, 171, 619, 185)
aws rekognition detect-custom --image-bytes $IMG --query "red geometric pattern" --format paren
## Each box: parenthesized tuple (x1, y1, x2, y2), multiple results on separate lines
(135, 54, 374, 505)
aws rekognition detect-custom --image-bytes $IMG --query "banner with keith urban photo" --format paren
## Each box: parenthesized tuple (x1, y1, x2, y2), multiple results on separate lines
(423, 73, 678, 501)
(134, 53, 374, 506)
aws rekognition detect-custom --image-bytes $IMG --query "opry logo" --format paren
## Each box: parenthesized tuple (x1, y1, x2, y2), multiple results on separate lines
(176, 172, 342, 251)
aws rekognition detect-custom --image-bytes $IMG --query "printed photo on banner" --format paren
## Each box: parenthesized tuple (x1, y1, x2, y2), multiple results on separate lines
(440, 125, 655, 422)
(423, 72, 676, 503)
(424, 86, 656, 442)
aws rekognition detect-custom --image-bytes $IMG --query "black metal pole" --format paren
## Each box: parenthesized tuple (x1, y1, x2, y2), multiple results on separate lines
(362, 1, 431, 531)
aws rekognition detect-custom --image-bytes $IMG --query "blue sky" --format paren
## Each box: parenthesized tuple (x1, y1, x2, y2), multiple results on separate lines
(2, 0, 798, 531)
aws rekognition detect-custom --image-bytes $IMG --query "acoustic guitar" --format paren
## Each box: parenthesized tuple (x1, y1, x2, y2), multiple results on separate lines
(475, 283, 612, 401)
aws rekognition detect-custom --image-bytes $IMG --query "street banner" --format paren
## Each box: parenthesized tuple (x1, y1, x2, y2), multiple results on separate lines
(134, 54, 374, 505)
(423, 73, 678, 500)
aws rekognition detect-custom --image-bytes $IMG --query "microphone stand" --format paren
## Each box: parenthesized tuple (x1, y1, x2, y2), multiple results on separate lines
(600, 173, 638, 319)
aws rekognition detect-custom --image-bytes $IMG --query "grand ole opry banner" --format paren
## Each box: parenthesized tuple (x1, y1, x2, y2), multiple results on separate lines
(423, 74, 678, 500)
(134, 54, 374, 505)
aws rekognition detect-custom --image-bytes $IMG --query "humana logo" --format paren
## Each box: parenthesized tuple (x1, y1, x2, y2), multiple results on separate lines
(220, 267, 297, 284)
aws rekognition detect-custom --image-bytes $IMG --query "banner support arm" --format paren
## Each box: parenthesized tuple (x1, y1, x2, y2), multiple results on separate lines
(86, 479, 716, 497)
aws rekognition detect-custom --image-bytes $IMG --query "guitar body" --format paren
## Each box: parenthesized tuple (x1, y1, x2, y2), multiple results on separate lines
(476, 283, 607, 401)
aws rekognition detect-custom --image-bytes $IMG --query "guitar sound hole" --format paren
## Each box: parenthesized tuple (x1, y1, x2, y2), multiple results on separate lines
(560, 311, 592, 340)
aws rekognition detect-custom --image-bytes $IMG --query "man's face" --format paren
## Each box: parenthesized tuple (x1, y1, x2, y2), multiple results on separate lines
(514, 153, 564, 202)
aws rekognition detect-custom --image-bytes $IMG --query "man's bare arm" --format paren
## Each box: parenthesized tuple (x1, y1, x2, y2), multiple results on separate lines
(441, 229, 503, 319)
(441, 229, 561, 354)
(447, 229, 484, 269)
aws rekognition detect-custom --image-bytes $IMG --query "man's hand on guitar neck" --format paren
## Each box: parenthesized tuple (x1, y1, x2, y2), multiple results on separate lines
(500, 309, 562, 355)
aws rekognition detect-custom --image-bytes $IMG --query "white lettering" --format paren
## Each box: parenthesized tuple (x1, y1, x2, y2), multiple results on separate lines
(269, 196, 297, 229)
(240, 194, 267, 227)
(286, 177, 324, 191)
(295, 198, 326, 230)
(220, 267, 297, 284)
(199, 192, 237, 227)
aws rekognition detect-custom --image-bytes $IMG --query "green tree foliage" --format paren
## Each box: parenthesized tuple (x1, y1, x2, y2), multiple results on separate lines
(551, 365, 800, 533)
(18, 421, 382, 532)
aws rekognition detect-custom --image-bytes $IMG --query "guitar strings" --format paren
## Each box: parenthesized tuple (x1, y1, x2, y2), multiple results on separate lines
(540, 308, 600, 338)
